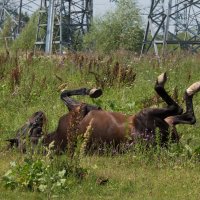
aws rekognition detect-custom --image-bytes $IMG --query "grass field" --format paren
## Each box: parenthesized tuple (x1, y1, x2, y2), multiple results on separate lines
(1, 50, 200, 199)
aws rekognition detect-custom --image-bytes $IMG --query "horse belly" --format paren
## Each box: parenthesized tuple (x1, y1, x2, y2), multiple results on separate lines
(79, 113, 129, 144)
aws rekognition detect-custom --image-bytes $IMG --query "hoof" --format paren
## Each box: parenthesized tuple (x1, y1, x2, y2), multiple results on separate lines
(89, 88, 102, 98)
(157, 72, 167, 86)
(58, 83, 68, 91)
(186, 81, 200, 96)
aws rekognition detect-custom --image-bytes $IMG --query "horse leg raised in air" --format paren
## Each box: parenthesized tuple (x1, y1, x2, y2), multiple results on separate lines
(42, 88, 103, 153)
(64, 73, 200, 148)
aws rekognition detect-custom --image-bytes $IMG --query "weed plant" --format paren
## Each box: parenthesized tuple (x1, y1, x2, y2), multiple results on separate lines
(2, 142, 87, 195)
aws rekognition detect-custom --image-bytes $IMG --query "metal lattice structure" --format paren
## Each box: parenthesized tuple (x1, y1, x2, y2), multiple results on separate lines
(35, 0, 93, 54)
(0, 0, 39, 40)
(141, 0, 200, 57)
(0, 0, 93, 53)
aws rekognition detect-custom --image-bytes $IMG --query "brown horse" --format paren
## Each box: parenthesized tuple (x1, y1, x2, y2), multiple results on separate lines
(7, 72, 200, 153)
(43, 72, 200, 152)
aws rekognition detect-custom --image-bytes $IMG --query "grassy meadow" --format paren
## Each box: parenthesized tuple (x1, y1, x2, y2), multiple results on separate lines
(1, 50, 200, 199)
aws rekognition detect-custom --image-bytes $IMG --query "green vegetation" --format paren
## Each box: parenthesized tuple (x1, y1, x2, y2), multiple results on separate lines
(0, 17, 13, 49)
(12, 13, 38, 52)
(83, 0, 143, 53)
(2, 145, 87, 195)
(0, 50, 200, 199)
(0, 12, 31, 51)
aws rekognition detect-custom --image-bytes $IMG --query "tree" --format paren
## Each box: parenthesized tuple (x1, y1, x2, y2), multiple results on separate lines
(83, 0, 143, 53)
(12, 13, 38, 52)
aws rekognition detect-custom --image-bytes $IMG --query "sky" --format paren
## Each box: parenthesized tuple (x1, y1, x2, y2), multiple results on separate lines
(94, 0, 151, 16)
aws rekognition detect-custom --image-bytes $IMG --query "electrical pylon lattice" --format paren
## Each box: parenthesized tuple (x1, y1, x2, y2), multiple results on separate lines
(0, 0, 93, 54)
(0, 0, 39, 40)
(35, 0, 93, 54)
(141, 0, 200, 57)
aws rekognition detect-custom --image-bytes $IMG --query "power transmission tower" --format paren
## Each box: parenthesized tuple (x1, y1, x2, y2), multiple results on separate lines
(35, 0, 93, 54)
(141, 0, 200, 57)
(0, 0, 93, 54)
(0, 0, 39, 40)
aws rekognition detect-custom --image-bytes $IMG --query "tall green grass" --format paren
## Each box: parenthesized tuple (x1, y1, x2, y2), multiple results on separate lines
(1, 50, 200, 199)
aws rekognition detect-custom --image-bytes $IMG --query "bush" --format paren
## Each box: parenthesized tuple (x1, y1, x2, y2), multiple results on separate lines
(83, 0, 143, 53)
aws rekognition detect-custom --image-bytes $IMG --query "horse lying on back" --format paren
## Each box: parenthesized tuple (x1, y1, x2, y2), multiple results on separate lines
(7, 72, 200, 153)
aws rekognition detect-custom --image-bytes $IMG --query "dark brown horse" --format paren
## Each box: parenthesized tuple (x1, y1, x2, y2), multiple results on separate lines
(7, 72, 200, 153)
